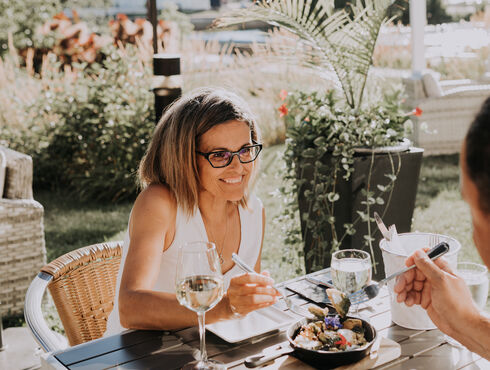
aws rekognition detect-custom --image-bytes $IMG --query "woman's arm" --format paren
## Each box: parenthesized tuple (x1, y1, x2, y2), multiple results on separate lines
(118, 184, 199, 330)
(118, 187, 277, 330)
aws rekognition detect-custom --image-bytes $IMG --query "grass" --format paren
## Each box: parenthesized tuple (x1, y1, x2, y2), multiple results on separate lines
(4, 146, 484, 329)
(35, 191, 133, 262)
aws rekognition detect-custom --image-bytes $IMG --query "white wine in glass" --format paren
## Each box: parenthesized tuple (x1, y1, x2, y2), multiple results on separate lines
(175, 241, 225, 370)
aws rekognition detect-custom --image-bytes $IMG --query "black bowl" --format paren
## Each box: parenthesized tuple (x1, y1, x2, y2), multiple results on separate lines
(286, 315, 377, 369)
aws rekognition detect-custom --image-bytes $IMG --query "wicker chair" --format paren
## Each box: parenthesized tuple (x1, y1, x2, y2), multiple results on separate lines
(403, 77, 490, 155)
(0, 146, 46, 316)
(24, 241, 123, 352)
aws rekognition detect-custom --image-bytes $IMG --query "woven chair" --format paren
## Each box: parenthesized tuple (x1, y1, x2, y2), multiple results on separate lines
(403, 77, 490, 155)
(0, 146, 46, 317)
(24, 241, 123, 353)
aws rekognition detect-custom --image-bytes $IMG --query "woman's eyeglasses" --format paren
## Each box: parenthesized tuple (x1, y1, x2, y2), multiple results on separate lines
(196, 143, 263, 168)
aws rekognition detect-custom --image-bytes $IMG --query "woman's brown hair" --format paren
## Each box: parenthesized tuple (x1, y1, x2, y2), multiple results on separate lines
(139, 87, 261, 215)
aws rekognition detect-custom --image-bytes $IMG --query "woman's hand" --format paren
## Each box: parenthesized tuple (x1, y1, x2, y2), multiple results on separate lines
(226, 271, 281, 317)
(394, 249, 480, 338)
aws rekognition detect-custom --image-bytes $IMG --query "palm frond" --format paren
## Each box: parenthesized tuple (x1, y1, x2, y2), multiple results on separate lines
(215, 0, 395, 109)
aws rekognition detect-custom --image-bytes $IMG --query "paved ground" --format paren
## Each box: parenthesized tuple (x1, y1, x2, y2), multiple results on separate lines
(0, 327, 41, 370)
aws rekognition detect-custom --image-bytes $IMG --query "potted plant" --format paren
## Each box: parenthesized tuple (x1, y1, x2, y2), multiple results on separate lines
(216, 0, 424, 279)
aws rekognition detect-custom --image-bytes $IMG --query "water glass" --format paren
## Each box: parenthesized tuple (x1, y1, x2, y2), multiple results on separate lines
(331, 249, 372, 295)
(457, 262, 489, 309)
(445, 261, 489, 347)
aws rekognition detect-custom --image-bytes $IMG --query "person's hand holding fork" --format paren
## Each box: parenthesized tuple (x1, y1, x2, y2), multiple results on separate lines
(394, 249, 486, 356)
(225, 271, 280, 318)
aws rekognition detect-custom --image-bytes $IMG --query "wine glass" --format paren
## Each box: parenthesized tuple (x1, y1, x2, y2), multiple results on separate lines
(331, 249, 372, 314)
(176, 241, 226, 370)
(445, 262, 489, 347)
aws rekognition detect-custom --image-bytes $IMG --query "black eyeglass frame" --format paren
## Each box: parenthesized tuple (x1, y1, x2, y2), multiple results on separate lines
(196, 143, 263, 168)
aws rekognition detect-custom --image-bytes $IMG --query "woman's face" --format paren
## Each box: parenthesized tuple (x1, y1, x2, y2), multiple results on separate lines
(197, 120, 254, 202)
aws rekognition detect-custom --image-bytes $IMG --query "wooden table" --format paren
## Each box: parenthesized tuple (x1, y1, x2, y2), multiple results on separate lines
(41, 269, 489, 369)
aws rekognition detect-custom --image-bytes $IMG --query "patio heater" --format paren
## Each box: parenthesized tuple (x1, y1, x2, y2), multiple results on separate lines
(147, 0, 182, 124)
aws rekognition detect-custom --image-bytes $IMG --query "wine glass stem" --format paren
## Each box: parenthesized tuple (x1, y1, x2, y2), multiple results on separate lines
(198, 311, 207, 363)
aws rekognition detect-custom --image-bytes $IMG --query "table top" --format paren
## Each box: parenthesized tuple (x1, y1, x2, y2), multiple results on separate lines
(42, 269, 489, 370)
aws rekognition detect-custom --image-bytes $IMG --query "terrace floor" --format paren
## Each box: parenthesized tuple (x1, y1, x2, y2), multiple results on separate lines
(0, 327, 40, 370)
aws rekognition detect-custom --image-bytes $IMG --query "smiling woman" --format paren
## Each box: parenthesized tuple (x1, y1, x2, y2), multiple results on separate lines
(104, 87, 280, 336)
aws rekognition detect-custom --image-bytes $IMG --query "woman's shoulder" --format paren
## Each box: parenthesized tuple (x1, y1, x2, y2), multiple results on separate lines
(138, 183, 176, 205)
(131, 184, 177, 225)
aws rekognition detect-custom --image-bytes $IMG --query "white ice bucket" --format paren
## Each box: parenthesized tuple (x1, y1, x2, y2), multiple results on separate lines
(380, 232, 461, 330)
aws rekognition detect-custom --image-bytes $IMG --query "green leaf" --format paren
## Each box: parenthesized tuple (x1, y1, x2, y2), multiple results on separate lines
(385, 173, 397, 182)
(302, 148, 318, 158)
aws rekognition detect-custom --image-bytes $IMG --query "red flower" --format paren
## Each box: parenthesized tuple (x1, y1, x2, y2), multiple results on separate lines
(278, 103, 288, 117)
(404, 107, 423, 117)
(279, 89, 288, 101)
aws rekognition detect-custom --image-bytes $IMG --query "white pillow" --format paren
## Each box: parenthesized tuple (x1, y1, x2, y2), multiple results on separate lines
(422, 72, 443, 98)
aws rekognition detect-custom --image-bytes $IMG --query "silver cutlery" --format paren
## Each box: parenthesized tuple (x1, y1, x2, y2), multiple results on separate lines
(374, 212, 391, 241)
(231, 253, 313, 318)
(305, 276, 334, 288)
(348, 242, 450, 305)
(429, 234, 440, 247)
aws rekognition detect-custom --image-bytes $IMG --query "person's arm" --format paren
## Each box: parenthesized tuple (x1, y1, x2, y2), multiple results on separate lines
(118, 184, 197, 330)
(118, 186, 277, 330)
(394, 250, 490, 359)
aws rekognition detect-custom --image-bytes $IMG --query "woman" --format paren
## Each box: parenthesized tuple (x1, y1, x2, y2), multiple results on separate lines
(105, 87, 279, 335)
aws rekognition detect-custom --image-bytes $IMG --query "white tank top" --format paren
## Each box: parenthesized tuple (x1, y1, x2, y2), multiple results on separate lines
(105, 194, 263, 336)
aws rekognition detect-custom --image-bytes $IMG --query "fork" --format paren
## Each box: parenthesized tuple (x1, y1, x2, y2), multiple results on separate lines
(429, 234, 440, 247)
(348, 242, 450, 305)
(231, 253, 313, 318)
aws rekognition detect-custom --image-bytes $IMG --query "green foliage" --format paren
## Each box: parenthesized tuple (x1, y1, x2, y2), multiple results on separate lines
(4, 44, 155, 201)
(216, 0, 395, 110)
(279, 89, 412, 269)
(0, 0, 62, 54)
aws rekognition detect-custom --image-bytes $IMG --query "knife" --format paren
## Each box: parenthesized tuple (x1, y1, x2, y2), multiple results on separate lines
(305, 276, 334, 288)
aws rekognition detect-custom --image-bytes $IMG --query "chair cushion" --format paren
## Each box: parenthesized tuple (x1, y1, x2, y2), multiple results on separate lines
(422, 72, 443, 98)
(0, 146, 33, 200)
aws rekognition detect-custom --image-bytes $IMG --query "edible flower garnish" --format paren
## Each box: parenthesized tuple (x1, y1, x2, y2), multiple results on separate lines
(324, 315, 343, 330)
(334, 333, 351, 347)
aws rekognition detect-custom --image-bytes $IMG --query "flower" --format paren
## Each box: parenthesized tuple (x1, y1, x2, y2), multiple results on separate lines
(324, 315, 342, 330)
(279, 89, 288, 101)
(404, 107, 423, 117)
(278, 103, 288, 117)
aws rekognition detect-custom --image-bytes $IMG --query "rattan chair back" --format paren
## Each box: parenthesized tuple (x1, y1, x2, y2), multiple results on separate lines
(41, 241, 122, 346)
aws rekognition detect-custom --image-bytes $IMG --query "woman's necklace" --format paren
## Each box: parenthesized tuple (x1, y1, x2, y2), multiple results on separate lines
(206, 209, 229, 265)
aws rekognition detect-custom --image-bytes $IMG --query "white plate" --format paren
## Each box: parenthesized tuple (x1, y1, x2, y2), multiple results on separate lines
(206, 305, 297, 343)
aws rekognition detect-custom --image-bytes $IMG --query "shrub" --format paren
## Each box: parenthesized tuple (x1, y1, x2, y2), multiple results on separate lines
(0, 0, 62, 55)
(5, 44, 155, 201)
